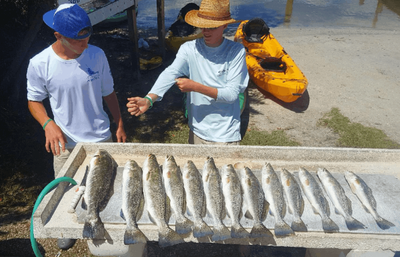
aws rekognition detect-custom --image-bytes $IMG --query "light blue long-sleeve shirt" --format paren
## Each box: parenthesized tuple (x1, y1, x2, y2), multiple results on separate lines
(149, 37, 249, 142)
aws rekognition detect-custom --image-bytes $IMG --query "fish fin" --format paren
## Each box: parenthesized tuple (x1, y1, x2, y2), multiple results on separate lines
(334, 207, 340, 215)
(120, 209, 126, 221)
(291, 218, 308, 232)
(148, 213, 156, 225)
(158, 226, 184, 248)
(249, 223, 272, 238)
(261, 200, 269, 222)
(274, 220, 294, 237)
(124, 227, 148, 245)
(225, 208, 230, 219)
(345, 216, 365, 231)
(137, 197, 145, 221)
(321, 195, 330, 216)
(245, 210, 253, 220)
(201, 196, 207, 218)
(288, 205, 293, 215)
(175, 217, 194, 234)
(83, 218, 105, 239)
(376, 216, 395, 230)
(321, 217, 339, 233)
(345, 196, 353, 216)
(231, 223, 250, 239)
(186, 209, 193, 216)
(193, 220, 213, 238)
(165, 196, 172, 223)
(211, 224, 231, 242)
(81, 197, 87, 210)
(311, 205, 319, 215)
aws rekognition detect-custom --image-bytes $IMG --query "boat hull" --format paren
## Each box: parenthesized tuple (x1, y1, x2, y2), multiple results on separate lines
(234, 19, 308, 103)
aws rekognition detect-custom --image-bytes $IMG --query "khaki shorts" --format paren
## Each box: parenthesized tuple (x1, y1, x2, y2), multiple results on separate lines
(188, 130, 240, 145)
(53, 137, 113, 177)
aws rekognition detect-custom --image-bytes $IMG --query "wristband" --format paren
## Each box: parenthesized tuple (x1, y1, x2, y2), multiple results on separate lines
(144, 95, 153, 109)
(42, 118, 53, 130)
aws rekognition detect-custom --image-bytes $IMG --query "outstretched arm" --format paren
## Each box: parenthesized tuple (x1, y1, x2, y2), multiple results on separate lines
(28, 100, 67, 155)
(103, 91, 127, 143)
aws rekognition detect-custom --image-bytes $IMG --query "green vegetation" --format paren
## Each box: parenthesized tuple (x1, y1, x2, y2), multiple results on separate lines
(163, 123, 300, 146)
(318, 107, 400, 149)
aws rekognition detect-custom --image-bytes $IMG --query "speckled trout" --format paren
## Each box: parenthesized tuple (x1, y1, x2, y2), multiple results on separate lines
(344, 170, 395, 230)
(203, 157, 231, 241)
(143, 154, 184, 247)
(220, 164, 249, 238)
(317, 168, 365, 231)
(280, 168, 307, 232)
(121, 160, 147, 245)
(162, 155, 193, 234)
(82, 149, 117, 239)
(261, 163, 294, 237)
(182, 160, 213, 238)
(298, 167, 339, 233)
(236, 164, 271, 238)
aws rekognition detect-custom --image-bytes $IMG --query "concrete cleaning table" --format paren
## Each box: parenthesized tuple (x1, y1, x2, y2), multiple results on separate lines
(33, 143, 400, 256)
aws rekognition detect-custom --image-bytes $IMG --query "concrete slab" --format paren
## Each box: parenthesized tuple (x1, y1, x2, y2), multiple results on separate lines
(33, 143, 400, 252)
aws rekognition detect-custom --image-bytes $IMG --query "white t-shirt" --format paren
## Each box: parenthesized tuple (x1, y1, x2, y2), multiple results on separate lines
(149, 38, 249, 142)
(27, 44, 114, 148)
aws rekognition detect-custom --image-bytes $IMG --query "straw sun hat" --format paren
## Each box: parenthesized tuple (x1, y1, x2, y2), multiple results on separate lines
(185, 0, 237, 28)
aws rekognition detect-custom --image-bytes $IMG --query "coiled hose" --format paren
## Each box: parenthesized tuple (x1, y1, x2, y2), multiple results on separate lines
(30, 177, 77, 257)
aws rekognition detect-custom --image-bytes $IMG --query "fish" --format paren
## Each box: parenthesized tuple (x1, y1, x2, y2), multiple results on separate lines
(82, 149, 117, 239)
(317, 168, 365, 231)
(182, 160, 213, 238)
(220, 164, 249, 238)
(142, 154, 184, 247)
(280, 168, 307, 232)
(261, 163, 294, 237)
(344, 170, 395, 230)
(162, 155, 193, 234)
(121, 160, 147, 244)
(298, 167, 339, 233)
(202, 157, 231, 241)
(236, 164, 271, 238)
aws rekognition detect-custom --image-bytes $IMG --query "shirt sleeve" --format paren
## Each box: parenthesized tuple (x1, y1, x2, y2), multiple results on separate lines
(216, 46, 249, 103)
(26, 58, 48, 102)
(149, 44, 190, 101)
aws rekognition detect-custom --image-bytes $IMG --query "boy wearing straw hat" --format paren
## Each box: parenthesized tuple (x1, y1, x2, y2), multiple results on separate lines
(127, 0, 249, 144)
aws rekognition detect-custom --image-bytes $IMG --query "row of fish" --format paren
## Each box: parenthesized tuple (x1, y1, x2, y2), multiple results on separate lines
(80, 150, 395, 248)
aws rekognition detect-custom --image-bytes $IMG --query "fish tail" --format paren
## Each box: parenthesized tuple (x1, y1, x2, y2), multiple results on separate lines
(291, 218, 308, 232)
(193, 220, 213, 238)
(274, 220, 294, 237)
(124, 227, 148, 245)
(249, 222, 271, 238)
(231, 223, 249, 239)
(83, 218, 105, 239)
(375, 216, 395, 230)
(158, 226, 184, 248)
(175, 217, 194, 235)
(211, 224, 231, 241)
(345, 216, 365, 231)
(321, 217, 339, 233)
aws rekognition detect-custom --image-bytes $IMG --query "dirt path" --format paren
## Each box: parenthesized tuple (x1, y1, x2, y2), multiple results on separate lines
(237, 27, 400, 147)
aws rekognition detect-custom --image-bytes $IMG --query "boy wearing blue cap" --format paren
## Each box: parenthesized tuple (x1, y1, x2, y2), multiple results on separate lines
(27, 3, 126, 177)
(27, 4, 126, 249)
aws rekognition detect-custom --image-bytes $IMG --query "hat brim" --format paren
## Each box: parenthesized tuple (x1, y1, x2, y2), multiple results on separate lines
(43, 9, 56, 30)
(185, 10, 237, 28)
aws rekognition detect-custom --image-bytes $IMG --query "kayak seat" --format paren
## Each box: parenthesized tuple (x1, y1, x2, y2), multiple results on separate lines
(243, 18, 270, 43)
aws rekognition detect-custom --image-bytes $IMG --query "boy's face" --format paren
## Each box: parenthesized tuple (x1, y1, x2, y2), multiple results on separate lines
(201, 24, 227, 47)
(60, 35, 90, 55)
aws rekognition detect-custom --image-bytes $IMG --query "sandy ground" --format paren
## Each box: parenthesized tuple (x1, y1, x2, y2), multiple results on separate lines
(233, 26, 400, 147)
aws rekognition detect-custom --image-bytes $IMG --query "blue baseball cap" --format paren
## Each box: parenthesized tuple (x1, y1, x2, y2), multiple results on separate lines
(43, 4, 92, 40)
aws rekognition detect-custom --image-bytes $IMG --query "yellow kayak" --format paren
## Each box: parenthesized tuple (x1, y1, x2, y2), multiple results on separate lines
(234, 18, 308, 103)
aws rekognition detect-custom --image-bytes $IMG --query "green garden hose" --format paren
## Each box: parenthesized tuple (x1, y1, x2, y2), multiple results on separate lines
(30, 177, 77, 257)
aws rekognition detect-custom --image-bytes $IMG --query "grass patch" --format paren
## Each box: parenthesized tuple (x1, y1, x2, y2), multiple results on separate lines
(318, 107, 400, 149)
(164, 124, 300, 146)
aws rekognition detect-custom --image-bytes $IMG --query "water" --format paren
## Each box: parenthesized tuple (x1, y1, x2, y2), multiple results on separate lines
(135, 0, 400, 32)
